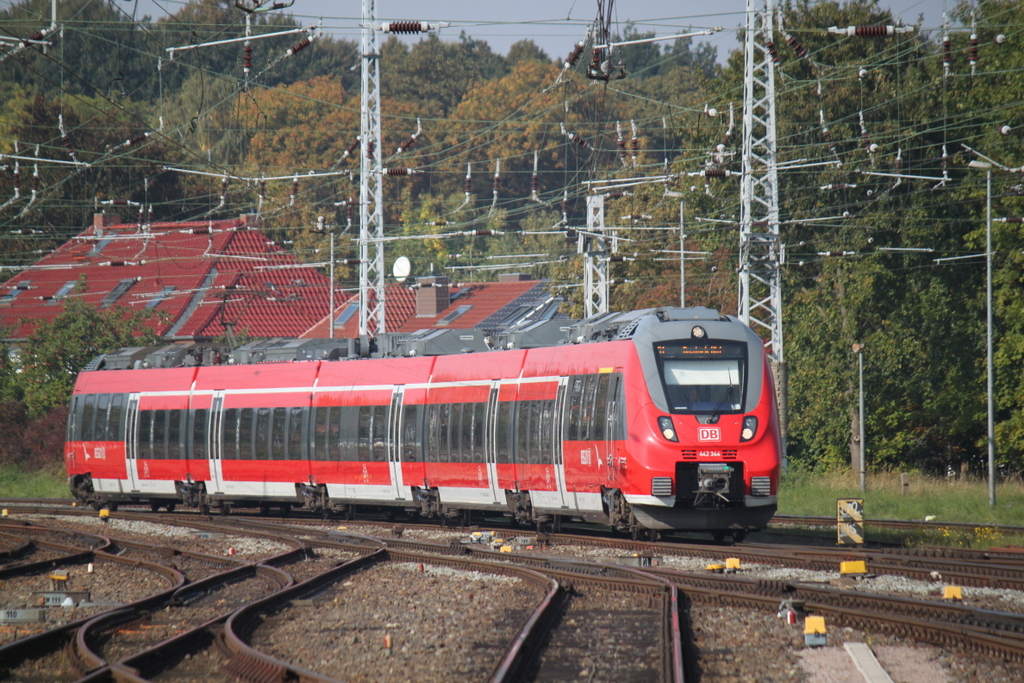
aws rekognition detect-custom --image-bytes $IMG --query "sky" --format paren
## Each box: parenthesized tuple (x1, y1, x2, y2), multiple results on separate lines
(125, 0, 954, 63)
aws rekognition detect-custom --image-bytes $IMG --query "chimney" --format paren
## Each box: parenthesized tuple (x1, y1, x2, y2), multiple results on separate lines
(93, 212, 121, 230)
(416, 276, 450, 316)
(498, 273, 532, 282)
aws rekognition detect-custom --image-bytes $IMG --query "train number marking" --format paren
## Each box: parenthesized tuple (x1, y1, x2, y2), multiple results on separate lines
(94, 446, 106, 460)
(698, 450, 722, 458)
(698, 427, 721, 442)
(580, 448, 592, 466)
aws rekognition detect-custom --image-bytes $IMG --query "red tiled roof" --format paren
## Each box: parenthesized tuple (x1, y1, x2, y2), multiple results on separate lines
(0, 214, 332, 341)
(301, 279, 554, 338)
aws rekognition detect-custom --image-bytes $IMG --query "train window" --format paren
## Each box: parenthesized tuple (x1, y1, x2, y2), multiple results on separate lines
(223, 408, 239, 460)
(655, 341, 747, 414)
(566, 377, 584, 441)
(313, 407, 329, 461)
(357, 406, 371, 461)
(402, 404, 421, 462)
(607, 374, 625, 441)
(425, 404, 439, 462)
(271, 408, 287, 460)
(138, 410, 153, 460)
(289, 407, 305, 460)
(438, 404, 451, 463)
(193, 409, 208, 459)
(238, 408, 254, 460)
(516, 401, 531, 464)
(82, 395, 96, 442)
(593, 374, 610, 441)
(109, 394, 125, 441)
(372, 405, 387, 462)
(339, 406, 358, 461)
(167, 409, 182, 460)
(67, 396, 79, 441)
(152, 410, 167, 460)
(468, 403, 483, 462)
(496, 401, 513, 464)
(93, 394, 110, 441)
(255, 408, 271, 460)
(540, 400, 554, 463)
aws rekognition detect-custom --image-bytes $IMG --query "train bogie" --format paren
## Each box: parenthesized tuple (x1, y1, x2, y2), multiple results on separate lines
(65, 307, 781, 539)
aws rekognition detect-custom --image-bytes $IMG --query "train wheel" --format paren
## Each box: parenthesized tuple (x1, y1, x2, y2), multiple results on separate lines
(280, 504, 291, 517)
(259, 503, 271, 517)
(712, 531, 727, 543)
(166, 503, 176, 513)
(151, 502, 161, 512)
(199, 503, 210, 516)
(220, 504, 231, 516)
(731, 530, 747, 544)
(91, 501, 102, 511)
(106, 502, 119, 512)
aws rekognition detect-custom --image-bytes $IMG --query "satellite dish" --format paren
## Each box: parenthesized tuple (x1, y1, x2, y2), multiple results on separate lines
(393, 256, 411, 283)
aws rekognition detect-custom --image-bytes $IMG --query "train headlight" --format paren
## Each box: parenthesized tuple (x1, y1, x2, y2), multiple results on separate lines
(740, 416, 758, 442)
(691, 325, 706, 339)
(657, 416, 678, 442)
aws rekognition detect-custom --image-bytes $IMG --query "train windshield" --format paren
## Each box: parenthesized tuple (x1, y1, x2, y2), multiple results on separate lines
(654, 341, 747, 414)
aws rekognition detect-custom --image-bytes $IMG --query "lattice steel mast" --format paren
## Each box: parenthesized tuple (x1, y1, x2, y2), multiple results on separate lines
(740, 0, 788, 451)
(359, 0, 385, 340)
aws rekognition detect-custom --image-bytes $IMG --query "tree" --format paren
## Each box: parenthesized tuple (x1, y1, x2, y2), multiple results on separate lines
(20, 296, 161, 416)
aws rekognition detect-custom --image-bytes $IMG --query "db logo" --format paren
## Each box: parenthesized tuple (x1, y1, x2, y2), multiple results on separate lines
(698, 427, 721, 442)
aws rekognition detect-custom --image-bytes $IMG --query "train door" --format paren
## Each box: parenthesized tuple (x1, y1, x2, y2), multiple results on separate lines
(123, 394, 142, 492)
(387, 388, 409, 501)
(605, 374, 623, 470)
(484, 382, 504, 504)
(207, 392, 226, 494)
(552, 378, 572, 509)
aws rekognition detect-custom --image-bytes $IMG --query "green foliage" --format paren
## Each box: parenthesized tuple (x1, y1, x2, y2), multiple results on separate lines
(20, 297, 161, 416)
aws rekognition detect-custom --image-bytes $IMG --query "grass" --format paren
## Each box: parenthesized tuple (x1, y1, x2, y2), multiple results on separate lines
(0, 462, 70, 499)
(778, 469, 1024, 548)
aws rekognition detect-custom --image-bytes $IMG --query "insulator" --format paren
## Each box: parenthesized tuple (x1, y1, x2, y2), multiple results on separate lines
(288, 37, 311, 55)
(616, 137, 626, 160)
(996, 217, 1023, 223)
(786, 34, 807, 58)
(752, 220, 769, 229)
(385, 167, 415, 176)
(565, 41, 585, 68)
(630, 137, 639, 158)
(703, 169, 728, 178)
(220, 177, 228, 194)
(125, 133, 148, 147)
(258, 179, 266, 196)
(12, 168, 20, 189)
(858, 68, 868, 79)
(244, 44, 253, 71)
(464, 172, 472, 194)
(588, 48, 602, 73)
(397, 135, 416, 154)
(366, 140, 375, 160)
(434, 220, 449, 226)
(339, 258, 360, 265)
(819, 183, 857, 190)
(290, 177, 298, 206)
(828, 25, 912, 37)
(531, 174, 539, 194)
(969, 34, 978, 69)
(765, 40, 779, 63)
(623, 214, 650, 221)
(22, 30, 43, 46)
(604, 192, 625, 199)
(344, 137, 360, 158)
(31, 171, 39, 192)
(942, 37, 951, 67)
(564, 229, 577, 239)
(472, 230, 493, 236)
(995, 34, 1006, 45)
(1000, 125, 1012, 136)
(346, 198, 355, 222)
(492, 174, 500, 192)
(568, 132, 589, 149)
(382, 21, 426, 34)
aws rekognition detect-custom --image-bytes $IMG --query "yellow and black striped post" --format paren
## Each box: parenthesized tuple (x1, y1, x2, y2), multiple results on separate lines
(837, 498, 864, 545)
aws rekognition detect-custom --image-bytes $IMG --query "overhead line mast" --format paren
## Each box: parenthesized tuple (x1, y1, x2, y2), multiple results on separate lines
(359, 0, 385, 342)
(740, 0, 787, 457)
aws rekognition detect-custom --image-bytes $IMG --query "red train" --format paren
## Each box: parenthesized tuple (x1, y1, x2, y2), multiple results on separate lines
(65, 307, 781, 541)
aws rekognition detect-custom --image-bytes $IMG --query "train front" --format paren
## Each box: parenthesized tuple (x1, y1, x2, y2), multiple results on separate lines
(621, 308, 781, 539)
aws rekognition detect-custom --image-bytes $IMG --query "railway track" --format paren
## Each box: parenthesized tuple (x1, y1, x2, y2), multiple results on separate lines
(3, 505, 1024, 681)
